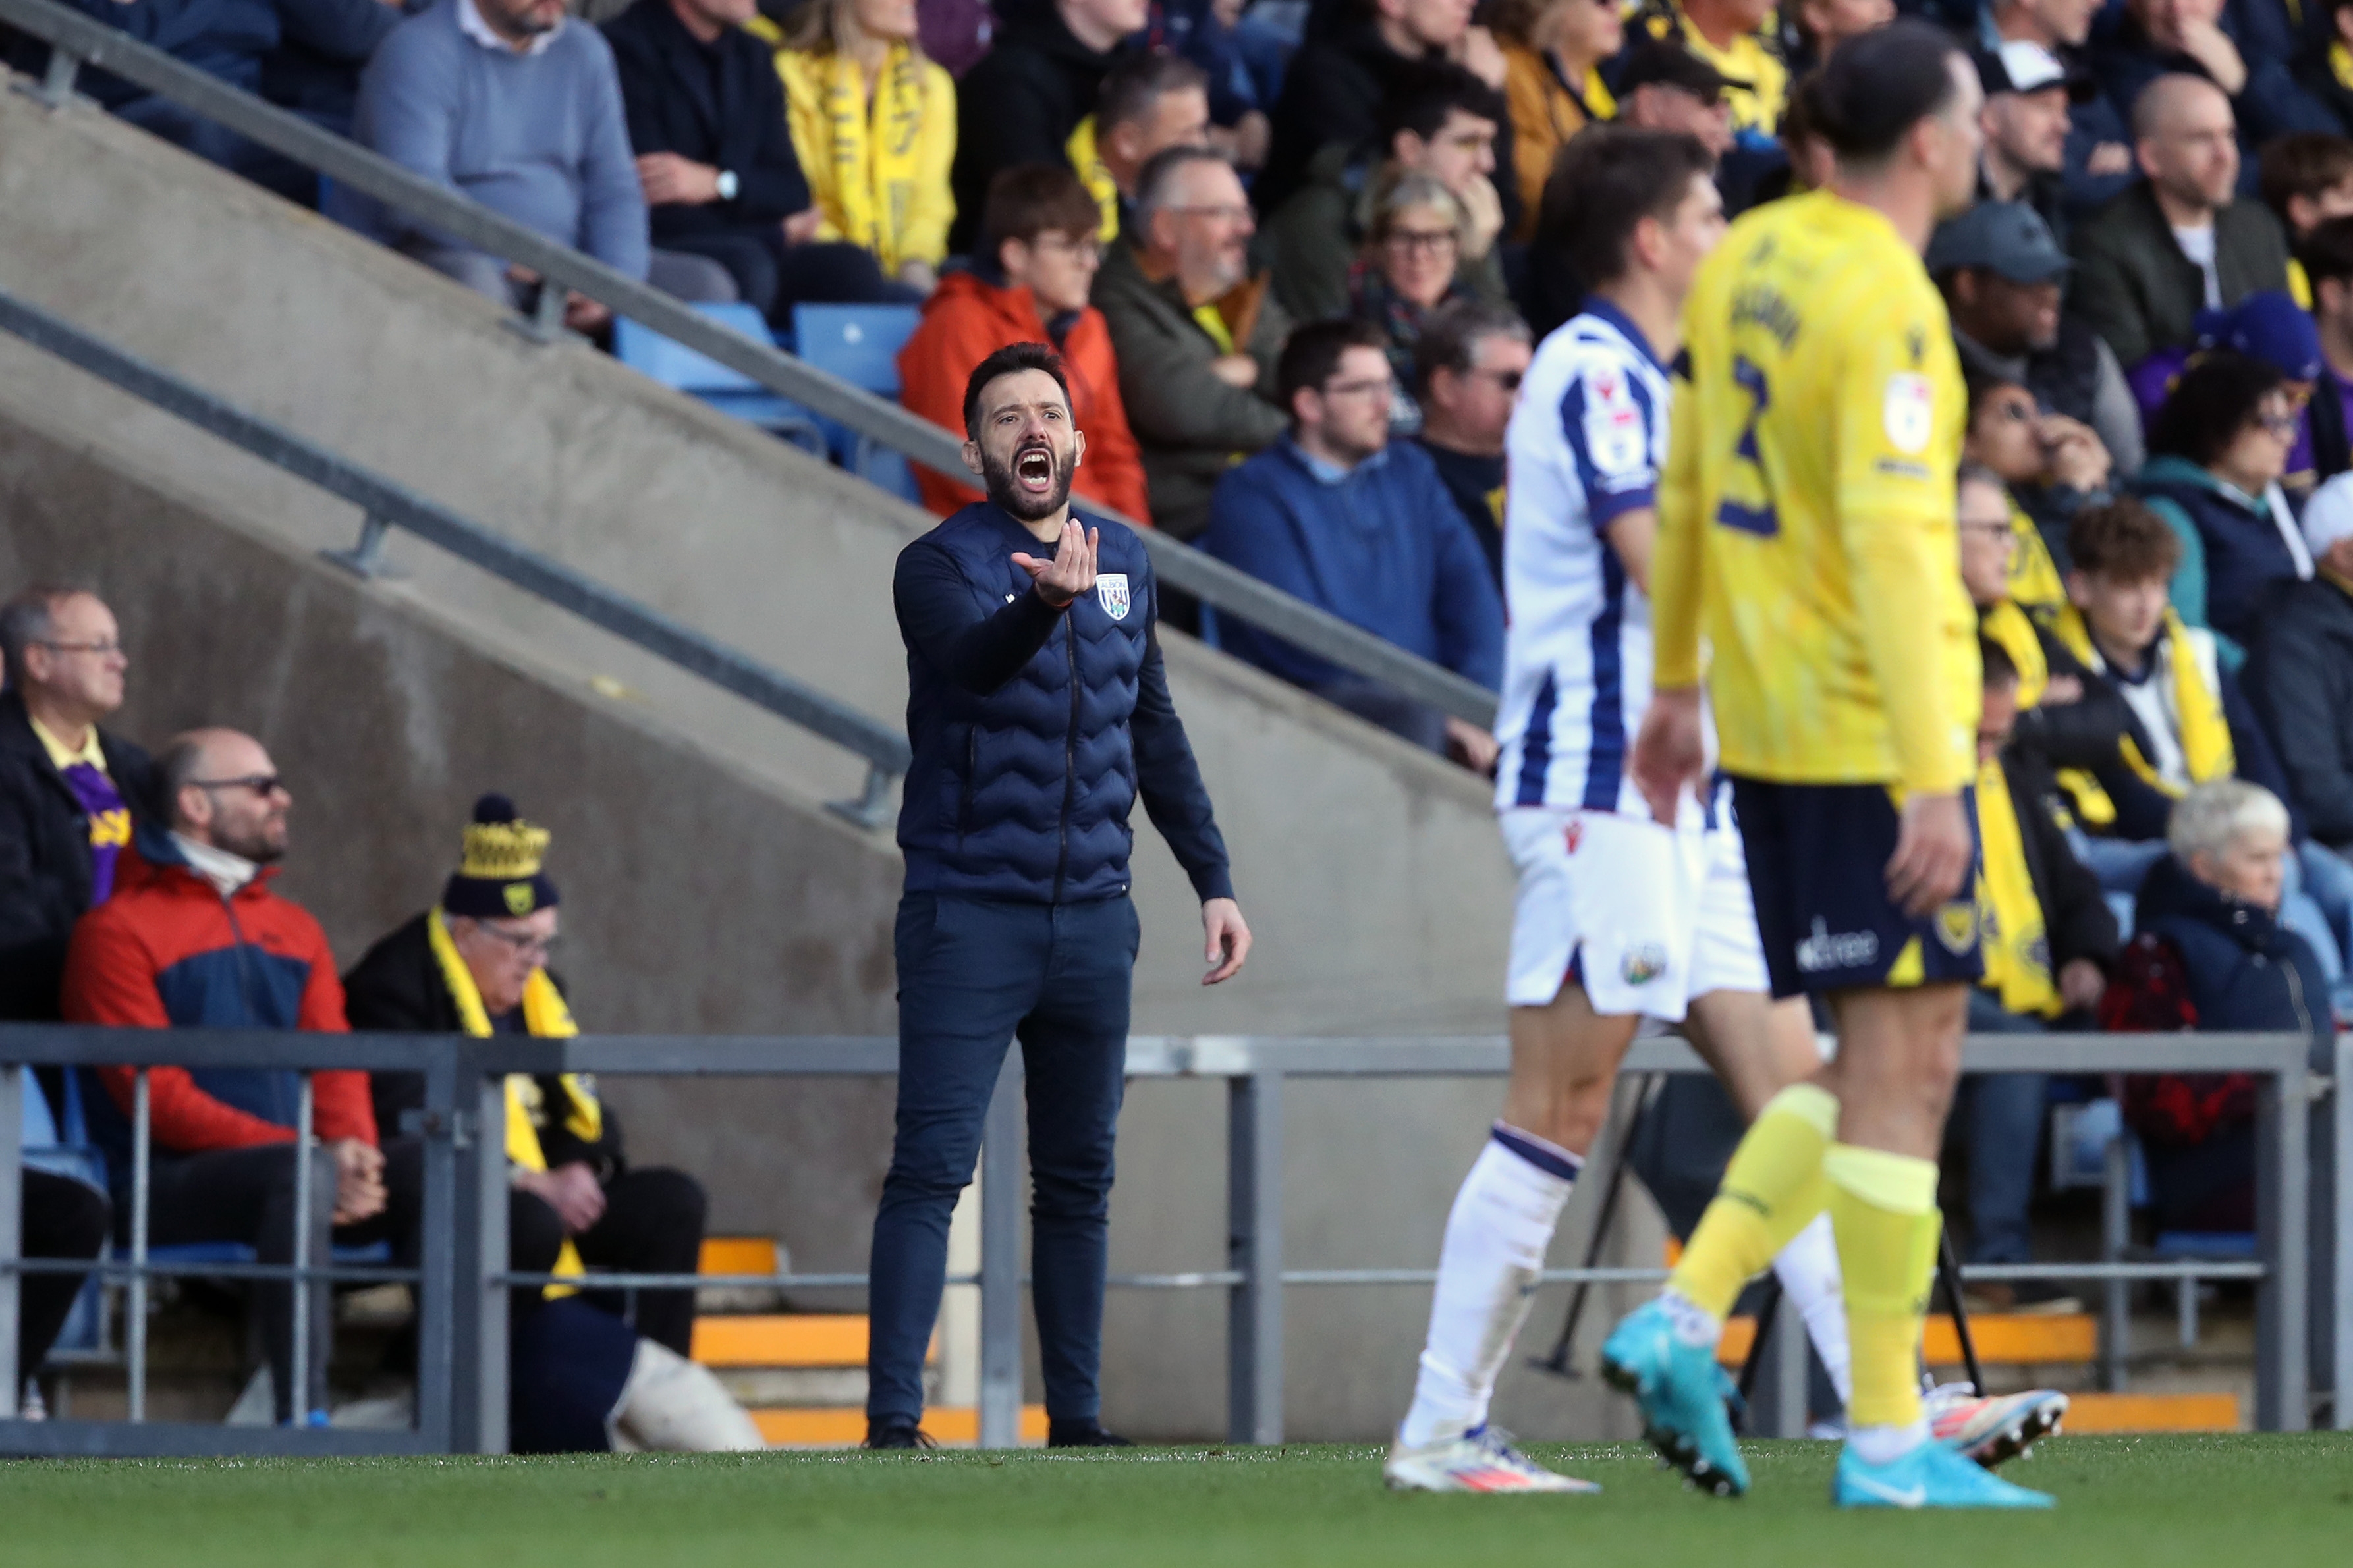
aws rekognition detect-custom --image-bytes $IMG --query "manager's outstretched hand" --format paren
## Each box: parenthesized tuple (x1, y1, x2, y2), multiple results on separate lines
(1630, 684, 1707, 826)
(1203, 897, 1252, 985)
(1012, 519, 1100, 607)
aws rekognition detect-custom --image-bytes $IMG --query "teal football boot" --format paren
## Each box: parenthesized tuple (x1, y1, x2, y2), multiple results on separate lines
(1600, 1299, 1750, 1498)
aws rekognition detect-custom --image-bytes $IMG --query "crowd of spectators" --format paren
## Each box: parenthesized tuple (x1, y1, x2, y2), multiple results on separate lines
(28, 0, 2353, 1370)
(0, 587, 747, 1447)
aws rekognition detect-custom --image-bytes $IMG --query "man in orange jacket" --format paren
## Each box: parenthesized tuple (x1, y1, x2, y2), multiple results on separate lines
(899, 163, 1155, 524)
(63, 727, 412, 1425)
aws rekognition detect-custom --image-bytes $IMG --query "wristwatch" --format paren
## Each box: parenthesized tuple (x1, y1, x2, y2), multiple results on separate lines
(715, 169, 739, 202)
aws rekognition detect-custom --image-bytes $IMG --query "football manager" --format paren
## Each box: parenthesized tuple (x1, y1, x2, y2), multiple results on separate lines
(868, 341, 1251, 1449)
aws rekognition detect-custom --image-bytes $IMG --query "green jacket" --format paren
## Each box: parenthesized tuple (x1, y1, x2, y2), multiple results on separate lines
(1092, 238, 1292, 541)
(1256, 141, 1509, 327)
(2068, 181, 2288, 372)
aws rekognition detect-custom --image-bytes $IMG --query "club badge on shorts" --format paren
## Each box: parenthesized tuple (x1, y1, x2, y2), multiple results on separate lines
(1936, 901, 1979, 955)
(1097, 573, 1131, 621)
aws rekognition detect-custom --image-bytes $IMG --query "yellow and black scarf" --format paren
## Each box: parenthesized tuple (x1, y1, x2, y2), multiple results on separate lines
(1975, 755, 2062, 1019)
(427, 907, 599, 1293)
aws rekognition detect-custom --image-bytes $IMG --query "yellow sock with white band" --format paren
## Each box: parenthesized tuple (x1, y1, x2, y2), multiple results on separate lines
(1824, 1142, 1942, 1448)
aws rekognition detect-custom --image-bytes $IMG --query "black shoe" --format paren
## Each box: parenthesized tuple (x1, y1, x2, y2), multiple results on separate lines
(864, 1419, 938, 1450)
(1047, 1419, 1134, 1448)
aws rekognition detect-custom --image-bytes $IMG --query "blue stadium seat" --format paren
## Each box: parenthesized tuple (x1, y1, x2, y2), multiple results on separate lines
(614, 304, 826, 456)
(790, 303, 923, 501)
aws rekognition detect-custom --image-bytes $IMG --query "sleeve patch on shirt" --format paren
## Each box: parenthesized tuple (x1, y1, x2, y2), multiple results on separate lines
(1579, 364, 1651, 481)
(1883, 372, 1935, 455)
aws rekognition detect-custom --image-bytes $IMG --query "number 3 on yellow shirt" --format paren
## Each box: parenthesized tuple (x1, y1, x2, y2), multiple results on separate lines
(1713, 354, 1777, 538)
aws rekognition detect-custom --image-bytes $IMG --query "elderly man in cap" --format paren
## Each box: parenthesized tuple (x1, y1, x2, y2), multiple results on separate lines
(1933, 199, 2144, 478)
(1612, 41, 1735, 159)
(343, 796, 707, 1359)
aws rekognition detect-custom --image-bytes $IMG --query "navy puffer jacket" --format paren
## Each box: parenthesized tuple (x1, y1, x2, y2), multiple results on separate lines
(2134, 853, 2331, 1062)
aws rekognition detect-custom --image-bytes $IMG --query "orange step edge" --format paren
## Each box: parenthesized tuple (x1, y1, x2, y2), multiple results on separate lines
(752, 1406, 1050, 1447)
(1714, 1313, 2099, 1366)
(2059, 1392, 2240, 1432)
(691, 1314, 937, 1368)
(698, 1237, 779, 1276)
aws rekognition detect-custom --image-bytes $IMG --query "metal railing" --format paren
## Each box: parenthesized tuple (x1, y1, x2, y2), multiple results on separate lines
(0, 284, 912, 828)
(3, 1025, 2339, 1455)
(0, 0, 1500, 731)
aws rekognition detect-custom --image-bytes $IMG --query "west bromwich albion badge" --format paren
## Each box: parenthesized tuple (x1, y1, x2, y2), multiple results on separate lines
(1096, 573, 1131, 621)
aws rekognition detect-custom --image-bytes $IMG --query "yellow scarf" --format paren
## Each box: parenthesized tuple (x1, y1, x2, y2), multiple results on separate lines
(1976, 754, 2062, 1019)
(427, 907, 597, 1292)
(2005, 506, 2065, 614)
(803, 43, 932, 274)
(2048, 603, 2235, 794)
(1979, 597, 2049, 711)
(1066, 115, 1121, 244)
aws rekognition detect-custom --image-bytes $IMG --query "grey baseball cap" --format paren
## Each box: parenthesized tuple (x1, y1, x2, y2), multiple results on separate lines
(1925, 201, 2072, 284)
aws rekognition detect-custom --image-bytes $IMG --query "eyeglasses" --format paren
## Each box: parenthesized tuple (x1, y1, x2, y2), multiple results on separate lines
(1958, 518, 2017, 540)
(476, 923, 559, 961)
(189, 774, 287, 798)
(32, 639, 123, 657)
(1466, 367, 1524, 392)
(1163, 203, 1252, 223)
(1385, 227, 1460, 254)
(1321, 376, 1396, 400)
(1034, 233, 1103, 263)
(2255, 412, 2301, 437)
(1985, 397, 2037, 423)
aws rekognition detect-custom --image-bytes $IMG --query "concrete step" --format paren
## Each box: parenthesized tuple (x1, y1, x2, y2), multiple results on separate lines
(1717, 1313, 2099, 1366)
(752, 1405, 1049, 1448)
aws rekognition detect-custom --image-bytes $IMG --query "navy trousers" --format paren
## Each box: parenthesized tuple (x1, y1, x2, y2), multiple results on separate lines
(866, 892, 1139, 1426)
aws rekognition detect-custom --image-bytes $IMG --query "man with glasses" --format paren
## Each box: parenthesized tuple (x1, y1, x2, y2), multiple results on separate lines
(343, 795, 709, 1361)
(62, 728, 406, 1425)
(1095, 144, 1292, 541)
(0, 587, 153, 1024)
(1412, 300, 1533, 587)
(1202, 316, 1503, 764)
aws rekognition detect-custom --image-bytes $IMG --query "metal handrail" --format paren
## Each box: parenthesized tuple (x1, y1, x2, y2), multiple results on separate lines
(0, 285, 912, 826)
(0, 0, 1501, 728)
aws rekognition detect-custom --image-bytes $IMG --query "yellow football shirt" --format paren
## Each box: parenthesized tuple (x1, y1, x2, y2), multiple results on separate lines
(1653, 190, 1979, 796)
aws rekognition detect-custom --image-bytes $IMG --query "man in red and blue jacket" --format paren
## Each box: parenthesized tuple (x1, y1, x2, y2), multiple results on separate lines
(61, 727, 408, 1424)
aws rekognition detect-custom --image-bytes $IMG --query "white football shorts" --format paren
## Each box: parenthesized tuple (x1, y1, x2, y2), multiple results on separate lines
(1500, 803, 1770, 1018)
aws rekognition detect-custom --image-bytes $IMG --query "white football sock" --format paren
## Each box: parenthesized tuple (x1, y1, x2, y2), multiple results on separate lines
(1846, 1417, 1931, 1466)
(1771, 1212, 1852, 1405)
(1398, 1125, 1577, 1449)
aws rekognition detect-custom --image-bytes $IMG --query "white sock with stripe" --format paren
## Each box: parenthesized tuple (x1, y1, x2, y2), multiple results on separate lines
(1771, 1212, 1852, 1405)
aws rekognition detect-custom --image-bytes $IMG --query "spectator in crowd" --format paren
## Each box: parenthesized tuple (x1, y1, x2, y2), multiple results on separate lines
(758, 0, 959, 298)
(899, 164, 1153, 522)
(603, 0, 912, 325)
(1783, 0, 1891, 78)
(2137, 348, 2314, 647)
(2298, 0, 2353, 144)
(1149, 0, 1275, 169)
(1258, 0, 1506, 222)
(2256, 132, 2353, 307)
(1491, 0, 1622, 239)
(2070, 73, 2291, 373)
(1202, 317, 1503, 763)
(1411, 300, 1530, 585)
(2246, 477, 2353, 853)
(1350, 173, 1476, 432)
(2032, 502, 2350, 980)
(1260, 62, 1507, 325)
(2295, 217, 2353, 489)
(1964, 374, 2116, 576)
(1933, 200, 2145, 481)
(61, 729, 414, 1425)
(947, 0, 1148, 254)
(0, 588, 152, 1025)
(1610, 39, 1735, 158)
(1094, 146, 1290, 540)
(337, 0, 700, 329)
(1974, 41, 2085, 251)
(260, 0, 409, 200)
(1956, 629, 2117, 1312)
(1964, 464, 2057, 709)
(1980, 0, 2136, 214)
(2085, 0, 2335, 163)
(1639, 0, 1786, 140)
(342, 795, 708, 1360)
(47, 0, 399, 197)
(1068, 51, 1214, 245)
(16, 1169, 108, 1413)
(2120, 780, 2331, 1234)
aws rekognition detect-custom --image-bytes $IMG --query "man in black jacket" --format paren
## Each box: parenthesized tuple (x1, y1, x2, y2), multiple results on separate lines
(0, 587, 152, 1025)
(343, 796, 707, 1357)
(947, 0, 1148, 256)
(604, 0, 902, 324)
(2247, 492, 2353, 855)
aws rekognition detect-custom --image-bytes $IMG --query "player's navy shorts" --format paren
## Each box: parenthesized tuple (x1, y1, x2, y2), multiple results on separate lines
(1729, 777, 1986, 1000)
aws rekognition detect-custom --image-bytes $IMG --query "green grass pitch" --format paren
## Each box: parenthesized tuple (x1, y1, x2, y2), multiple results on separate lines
(5, 1434, 2351, 1567)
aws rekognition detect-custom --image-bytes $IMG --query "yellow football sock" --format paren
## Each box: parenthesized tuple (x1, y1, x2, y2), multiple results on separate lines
(1823, 1143, 1941, 1430)
(1665, 1083, 1838, 1321)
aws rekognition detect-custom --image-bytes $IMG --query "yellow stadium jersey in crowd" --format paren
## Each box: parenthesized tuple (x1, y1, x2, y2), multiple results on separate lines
(1653, 190, 1980, 796)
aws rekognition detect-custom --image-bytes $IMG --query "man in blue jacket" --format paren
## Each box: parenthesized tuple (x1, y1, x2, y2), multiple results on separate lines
(1202, 317, 1505, 766)
(870, 342, 1252, 1449)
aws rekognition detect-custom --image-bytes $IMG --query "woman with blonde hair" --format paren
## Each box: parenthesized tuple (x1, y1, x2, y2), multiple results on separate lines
(1352, 173, 1476, 433)
(754, 0, 958, 296)
(1492, 0, 1622, 239)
